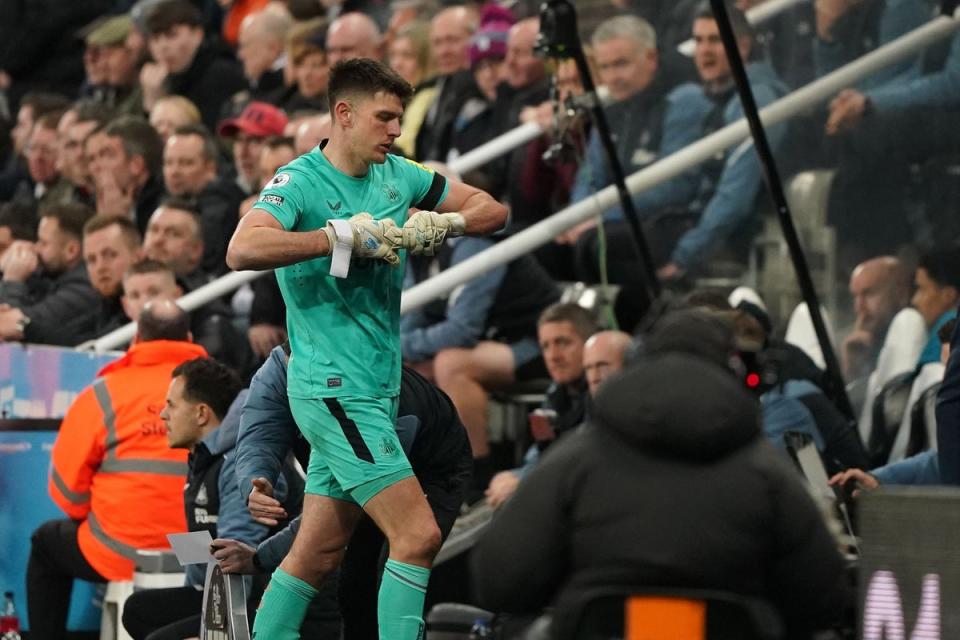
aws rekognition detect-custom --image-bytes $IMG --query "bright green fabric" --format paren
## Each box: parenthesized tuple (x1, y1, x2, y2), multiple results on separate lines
(379, 559, 430, 640)
(254, 147, 448, 400)
(251, 567, 317, 640)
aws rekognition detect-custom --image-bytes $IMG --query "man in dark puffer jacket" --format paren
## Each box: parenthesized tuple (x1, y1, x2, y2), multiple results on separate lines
(472, 310, 850, 639)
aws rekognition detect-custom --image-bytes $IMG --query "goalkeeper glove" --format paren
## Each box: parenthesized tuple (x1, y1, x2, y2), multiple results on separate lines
(323, 213, 403, 270)
(401, 211, 466, 257)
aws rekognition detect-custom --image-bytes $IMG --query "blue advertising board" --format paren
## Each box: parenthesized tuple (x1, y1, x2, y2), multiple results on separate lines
(0, 343, 120, 632)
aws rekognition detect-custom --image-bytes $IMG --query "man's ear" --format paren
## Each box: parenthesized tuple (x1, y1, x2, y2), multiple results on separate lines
(334, 100, 353, 128)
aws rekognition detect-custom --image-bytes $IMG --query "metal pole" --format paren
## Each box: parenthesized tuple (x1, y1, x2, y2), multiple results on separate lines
(708, 0, 854, 420)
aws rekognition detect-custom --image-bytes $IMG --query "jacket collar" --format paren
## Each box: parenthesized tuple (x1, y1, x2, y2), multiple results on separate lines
(97, 340, 209, 377)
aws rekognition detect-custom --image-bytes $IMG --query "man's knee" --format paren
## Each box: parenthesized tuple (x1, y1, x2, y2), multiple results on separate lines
(30, 519, 72, 557)
(390, 516, 442, 563)
(434, 348, 475, 385)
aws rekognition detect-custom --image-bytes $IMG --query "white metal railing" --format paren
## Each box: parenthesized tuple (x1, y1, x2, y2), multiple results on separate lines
(86, 12, 960, 352)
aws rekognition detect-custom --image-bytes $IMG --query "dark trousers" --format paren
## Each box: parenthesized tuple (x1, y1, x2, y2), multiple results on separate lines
(26, 519, 108, 640)
(121, 587, 203, 640)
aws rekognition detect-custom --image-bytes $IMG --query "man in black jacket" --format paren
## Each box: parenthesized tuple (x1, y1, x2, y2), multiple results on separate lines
(140, 0, 247, 131)
(472, 309, 850, 639)
(0, 202, 99, 345)
(162, 124, 243, 275)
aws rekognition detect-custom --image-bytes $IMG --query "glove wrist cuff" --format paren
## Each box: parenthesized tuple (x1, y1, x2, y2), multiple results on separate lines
(326, 219, 355, 278)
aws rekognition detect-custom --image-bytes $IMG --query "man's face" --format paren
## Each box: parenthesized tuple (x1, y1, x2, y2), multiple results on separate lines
(258, 145, 297, 190)
(595, 36, 657, 102)
(504, 21, 545, 90)
(295, 51, 329, 99)
(430, 12, 470, 75)
(233, 132, 266, 186)
(583, 339, 626, 396)
(36, 217, 74, 275)
(163, 133, 215, 196)
(912, 268, 959, 327)
(102, 44, 139, 87)
(86, 131, 138, 193)
(538, 320, 586, 385)
(148, 25, 203, 73)
(555, 59, 583, 104)
(144, 207, 203, 276)
(83, 224, 142, 298)
(26, 125, 60, 186)
(342, 91, 403, 165)
(326, 20, 379, 66)
(11, 105, 34, 156)
(692, 18, 733, 85)
(121, 270, 181, 321)
(59, 118, 98, 188)
(850, 266, 902, 336)
(161, 376, 201, 449)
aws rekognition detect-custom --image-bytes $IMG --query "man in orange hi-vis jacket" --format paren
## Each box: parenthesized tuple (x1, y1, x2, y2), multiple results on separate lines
(26, 299, 208, 639)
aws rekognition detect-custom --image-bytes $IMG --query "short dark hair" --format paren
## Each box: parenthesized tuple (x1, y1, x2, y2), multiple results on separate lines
(35, 110, 67, 131)
(19, 92, 71, 119)
(0, 202, 39, 241)
(137, 300, 191, 342)
(264, 135, 296, 151)
(40, 203, 95, 242)
(171, 123, 219, 166)
(83, 214, 142, 248)
(538, 302, 598, 340)
(938, 317, 957, 345)
(327, 58, 413, 113)
(144, 0, 203, 36)
(694, 1, 753, 40)
(918, 248, 960, 291)
(102, 116, 165, 177)
(171, 357, 242, 421)
(124, 257, 174, 281)
(71, 100, 114, 127)
(158, 195, 201, 218)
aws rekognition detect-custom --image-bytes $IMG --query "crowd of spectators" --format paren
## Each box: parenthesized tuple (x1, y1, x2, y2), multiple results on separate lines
(6, 0, 960, 636)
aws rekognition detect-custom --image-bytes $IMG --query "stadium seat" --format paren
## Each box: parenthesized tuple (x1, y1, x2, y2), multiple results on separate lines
(887, 362, 944, 463)
(566, 587, 784, 640)
(100, 550, 184, 640)
(868, 371, 918, 468)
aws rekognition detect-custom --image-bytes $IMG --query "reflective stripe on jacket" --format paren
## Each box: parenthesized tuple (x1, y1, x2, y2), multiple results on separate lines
(48, 340, 208, 579)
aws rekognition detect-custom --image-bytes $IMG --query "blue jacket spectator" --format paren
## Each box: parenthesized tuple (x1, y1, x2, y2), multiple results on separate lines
(872, 449, 940, 485)
(869, 32, 960, 111)
(938, 307, 960, 484)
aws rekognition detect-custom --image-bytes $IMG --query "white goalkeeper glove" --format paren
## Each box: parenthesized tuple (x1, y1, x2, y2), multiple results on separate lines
(401, 211, 466, 256)
(323, 213, 402, 277)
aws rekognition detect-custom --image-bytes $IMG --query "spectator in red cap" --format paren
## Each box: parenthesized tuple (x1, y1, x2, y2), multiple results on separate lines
(218, 101, 289, 195)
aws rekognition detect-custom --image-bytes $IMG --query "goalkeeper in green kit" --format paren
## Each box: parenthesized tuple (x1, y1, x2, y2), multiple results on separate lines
(226, 57, 506, 640)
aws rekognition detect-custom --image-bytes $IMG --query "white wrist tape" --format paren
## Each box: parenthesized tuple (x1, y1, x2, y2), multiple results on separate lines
(328, 218, 354, 278)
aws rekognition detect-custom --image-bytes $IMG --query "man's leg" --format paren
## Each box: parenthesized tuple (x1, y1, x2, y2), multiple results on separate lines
(434, 342, 517, 460)
(27, 519, 107, 640)
(122, 586, 203, 640)
(362, 477, 443, 640)
(252, 493, 363, 640)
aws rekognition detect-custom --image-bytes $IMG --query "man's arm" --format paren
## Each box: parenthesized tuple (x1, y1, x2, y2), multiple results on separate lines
(226, 210, 330, 272)
(49, 388, 103, 519)
(434, 179, 507, 235)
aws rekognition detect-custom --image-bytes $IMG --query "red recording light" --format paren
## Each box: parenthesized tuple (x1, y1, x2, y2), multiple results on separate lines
(746, 372, 761, 388)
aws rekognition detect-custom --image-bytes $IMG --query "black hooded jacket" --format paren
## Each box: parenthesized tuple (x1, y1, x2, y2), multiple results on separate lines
(472, 352, 849, 639)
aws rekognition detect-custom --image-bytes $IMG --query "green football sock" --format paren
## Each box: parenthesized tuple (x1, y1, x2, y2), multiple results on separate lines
(251, 567, 317, 640)
(378, 558, 431, 640)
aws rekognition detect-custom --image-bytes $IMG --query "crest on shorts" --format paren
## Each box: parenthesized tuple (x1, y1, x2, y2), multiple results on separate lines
(379, 437, 398, 457)
(381, 183, 400, 203)
(268, 173, 291, 188)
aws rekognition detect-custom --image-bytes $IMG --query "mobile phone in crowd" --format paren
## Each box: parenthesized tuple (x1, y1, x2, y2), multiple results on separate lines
(529, 408, 558, 443)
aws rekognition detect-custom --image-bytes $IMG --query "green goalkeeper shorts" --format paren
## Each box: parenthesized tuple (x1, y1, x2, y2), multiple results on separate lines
(289, 394, 414, 506)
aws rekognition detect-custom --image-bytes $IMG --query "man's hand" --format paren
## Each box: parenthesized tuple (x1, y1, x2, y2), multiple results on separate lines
(0, 307, 26, 340)
(556, 219, 597, 245)
(842, 328, 874, 380)
(248, 324, 287, 358)
(248, 477, 286, 526)
(139, 62, 169, 111)
(94, 169, 135, 217)
(210, 538, 258, 574)
(816, 0, 862, 41)
(828, 468, 879, 497)
(324, 212, 403, 265)
(401, 211, 466, 256)
(1, 241, 38, 283)
(657, 262, 685, 282)
(826, 89, 868, 135)
(485, 470, 520, 509)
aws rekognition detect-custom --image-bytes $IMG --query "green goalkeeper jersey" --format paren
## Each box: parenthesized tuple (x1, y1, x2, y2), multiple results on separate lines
(253, 143, 448, 399)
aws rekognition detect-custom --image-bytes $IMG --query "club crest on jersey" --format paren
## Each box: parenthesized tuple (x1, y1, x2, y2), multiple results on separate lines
(269, 173, 291, 188)
(381, 183, 400, 202)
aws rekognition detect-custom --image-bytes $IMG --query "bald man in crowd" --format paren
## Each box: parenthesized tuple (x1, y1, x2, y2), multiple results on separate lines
(325, 12, 383, 65)
(842, 256, 914, 380)
(237, 9, 293, 100)
(583, 330, 633, 396)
